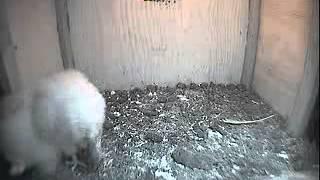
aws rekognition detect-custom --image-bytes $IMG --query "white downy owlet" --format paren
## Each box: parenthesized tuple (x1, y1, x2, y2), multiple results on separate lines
(0, 69, 106, 177)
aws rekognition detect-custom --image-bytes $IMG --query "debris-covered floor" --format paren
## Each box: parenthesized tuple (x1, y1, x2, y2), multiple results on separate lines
(4, 83, 318, 180)
(73, 83, 317, 180)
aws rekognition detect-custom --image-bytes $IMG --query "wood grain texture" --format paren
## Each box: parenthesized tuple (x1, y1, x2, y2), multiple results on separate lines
(6, 0, 63, 89)
(68, 0, 249, 89)
(253, 0, 313, 119)
(288, 0, 319, 136)
(241, 0, 261, 89)
(0, 0, 20, 93)
(55, 0, 75, 69)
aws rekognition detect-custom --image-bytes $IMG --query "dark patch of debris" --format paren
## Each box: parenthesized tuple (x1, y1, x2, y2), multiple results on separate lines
(171, 146, 218, 170)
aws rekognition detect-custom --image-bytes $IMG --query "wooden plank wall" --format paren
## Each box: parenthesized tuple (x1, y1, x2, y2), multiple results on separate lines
(0, 0, 20, 93)
(288, 0, 319, 136)
(55, 0, 75, 69)
(4, 0, 63, 90)
(253, 0, 313, 119)
(0, 0, 13, 95)
(67, 0, 249, 90)
(241, 0, 261, 89)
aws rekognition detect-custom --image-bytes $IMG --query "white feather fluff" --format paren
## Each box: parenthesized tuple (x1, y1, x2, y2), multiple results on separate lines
(0, 69, 106, 176)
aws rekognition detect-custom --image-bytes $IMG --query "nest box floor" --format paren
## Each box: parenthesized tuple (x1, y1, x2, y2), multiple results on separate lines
(3, 83, 318, 180)
(72, 83, 318, 180)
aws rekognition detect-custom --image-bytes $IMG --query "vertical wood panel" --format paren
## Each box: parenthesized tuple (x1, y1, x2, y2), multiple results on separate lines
(6, 0, 63, 89)
(288, 0, 319, 136)
(55, 0, 75, 69)
(0, 0, 20, 93)
(241, 0, 261, 89)
(68, 0, 249, 89)
(0, 0, 13, 95)
(253, 0, 313, 118)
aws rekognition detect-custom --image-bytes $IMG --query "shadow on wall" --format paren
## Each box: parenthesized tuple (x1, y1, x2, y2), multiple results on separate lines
(305, 92, 319, 153)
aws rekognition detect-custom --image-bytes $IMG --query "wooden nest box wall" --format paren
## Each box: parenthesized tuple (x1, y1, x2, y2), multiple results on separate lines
(0, 0, 318, 138)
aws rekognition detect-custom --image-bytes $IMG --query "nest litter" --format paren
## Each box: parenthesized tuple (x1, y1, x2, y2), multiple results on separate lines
(65, 83, 317, 180)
